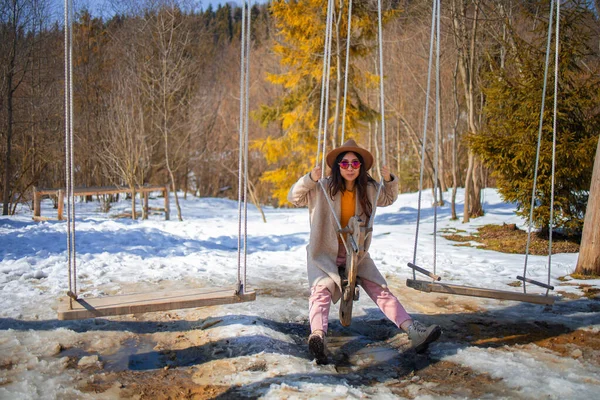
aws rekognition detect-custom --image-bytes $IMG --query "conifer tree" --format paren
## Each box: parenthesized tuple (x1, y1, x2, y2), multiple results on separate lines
(254, 0, 392, 205)
(471, 2, 600, 234)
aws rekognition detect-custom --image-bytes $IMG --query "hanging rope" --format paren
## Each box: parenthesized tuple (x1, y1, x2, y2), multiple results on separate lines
(243, 0, 252, 293)
(63, 0, 70, 298)
(313, 0, 390, 252)
(365, 0, 389, 231)
(237, 0, 252, 295)
(432, 0, 441, 275)
(376, 0, 386, 167)
(314, 0, 353, 252)
(317, 0, 335, 171)
(64, 0, 77, 306)
(340, 0, 353, 144)
(547, 0, 560, 295)
(523, 0, 558, 295)
(411, 0, 438, 279)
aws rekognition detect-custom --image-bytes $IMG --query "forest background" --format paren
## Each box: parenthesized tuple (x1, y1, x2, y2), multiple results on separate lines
(1, 0, 599, 236)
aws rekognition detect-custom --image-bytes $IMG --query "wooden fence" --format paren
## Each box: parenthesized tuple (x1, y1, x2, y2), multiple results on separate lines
(32, 185, 170, 221)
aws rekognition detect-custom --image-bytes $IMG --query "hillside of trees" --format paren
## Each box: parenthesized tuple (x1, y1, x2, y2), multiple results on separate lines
(2, 0, 599, 233)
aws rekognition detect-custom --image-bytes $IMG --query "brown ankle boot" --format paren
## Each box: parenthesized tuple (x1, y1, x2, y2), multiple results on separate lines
(308, 330, 327, 364)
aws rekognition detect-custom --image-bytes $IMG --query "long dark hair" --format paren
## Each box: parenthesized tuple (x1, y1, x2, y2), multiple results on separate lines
(328, 151, 377, 218)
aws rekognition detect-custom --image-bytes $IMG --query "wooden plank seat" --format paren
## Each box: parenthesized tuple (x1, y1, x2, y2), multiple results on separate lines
(57, 286, 256, 320)
(406, 279, 557, 305)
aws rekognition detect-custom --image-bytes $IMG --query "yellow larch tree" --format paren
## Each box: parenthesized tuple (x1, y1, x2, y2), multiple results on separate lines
(254, 0, 396, 205)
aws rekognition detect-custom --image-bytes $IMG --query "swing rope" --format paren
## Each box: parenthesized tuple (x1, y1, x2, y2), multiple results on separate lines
(548, 0, 561, 292)
(365, 0, 389, 231)
(411, 0, 438, 280)
(64, 0, 77, 305)
(237, 0, 252, 294)
(432, 0, 441, 276)
(317, 0, 335, 172)
(522, 0, 559, 295)
(376, 0, 386, 167)
(315, 0, 340, 225)
(313, 0, 388, 252)
(340, 0, 353, 144)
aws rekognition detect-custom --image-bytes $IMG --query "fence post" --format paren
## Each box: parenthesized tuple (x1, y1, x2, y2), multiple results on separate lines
(143, 191, 149, 220)
(164, 185, 170, 220)
(33, 187, 41, 218)
(57, 190, 64, 220)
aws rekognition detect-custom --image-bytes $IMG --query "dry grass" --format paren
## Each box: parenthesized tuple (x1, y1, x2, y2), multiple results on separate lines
(441, 224, 580, 255)
(570, 273, 600, 280)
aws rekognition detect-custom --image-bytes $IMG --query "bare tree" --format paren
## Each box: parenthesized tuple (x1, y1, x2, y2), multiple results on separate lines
(451, 0, 484, 222)
(72, 10, 112, 191)
(1, 0, 46, 214)
(139, 3, 198, 221)
(100, 71, 152, 219)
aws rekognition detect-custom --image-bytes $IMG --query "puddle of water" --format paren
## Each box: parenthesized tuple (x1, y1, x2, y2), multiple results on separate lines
(353, 346, 399, 363)
(101, 337, 164, 371)
(59, 347, 94, 359)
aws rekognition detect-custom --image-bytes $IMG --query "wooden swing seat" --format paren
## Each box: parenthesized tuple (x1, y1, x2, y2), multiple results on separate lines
(339, 216, 364, 327)
(57, 286, 256, 320)
(406, 279, 556, 305)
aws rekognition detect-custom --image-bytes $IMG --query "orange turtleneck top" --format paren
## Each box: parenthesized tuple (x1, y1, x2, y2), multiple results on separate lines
(339, 189, 356, 243)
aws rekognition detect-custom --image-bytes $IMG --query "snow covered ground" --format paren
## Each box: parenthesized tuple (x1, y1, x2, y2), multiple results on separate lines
(1, 188, 599, 399)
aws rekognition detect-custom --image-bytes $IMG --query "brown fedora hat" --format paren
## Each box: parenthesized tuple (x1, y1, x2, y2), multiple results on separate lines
(326, 139, 374, 171)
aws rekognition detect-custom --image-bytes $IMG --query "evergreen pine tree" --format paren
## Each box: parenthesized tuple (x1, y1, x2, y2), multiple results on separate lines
(471, 2, 600, 234)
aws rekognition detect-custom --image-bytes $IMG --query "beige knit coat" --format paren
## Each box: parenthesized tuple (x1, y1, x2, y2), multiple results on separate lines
(288, 173, 399, 303)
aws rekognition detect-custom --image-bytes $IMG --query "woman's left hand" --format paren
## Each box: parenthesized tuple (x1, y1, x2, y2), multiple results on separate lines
(382, 165, 392, 182)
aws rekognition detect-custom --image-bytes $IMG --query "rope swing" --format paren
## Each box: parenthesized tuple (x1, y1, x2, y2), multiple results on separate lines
(406, 0, 559, 305)
(518, 0, 561, 295)
(58, 1, 255, 320)
(236, 0, 253, 297)
(64, 0, 77, 306)
(312, 0, 389, 326)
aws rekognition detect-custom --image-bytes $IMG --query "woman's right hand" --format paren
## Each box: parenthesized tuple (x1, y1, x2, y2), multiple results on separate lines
(310, 166, 322, 182)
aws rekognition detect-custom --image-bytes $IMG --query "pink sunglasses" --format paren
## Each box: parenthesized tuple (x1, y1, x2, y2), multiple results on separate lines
(338, 160, 361, 169)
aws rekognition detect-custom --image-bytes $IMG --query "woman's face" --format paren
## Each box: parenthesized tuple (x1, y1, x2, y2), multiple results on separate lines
(339, 152, 361, 183)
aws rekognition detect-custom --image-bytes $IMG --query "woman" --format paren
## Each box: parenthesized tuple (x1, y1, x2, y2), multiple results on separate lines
(288, 139, 441, 364)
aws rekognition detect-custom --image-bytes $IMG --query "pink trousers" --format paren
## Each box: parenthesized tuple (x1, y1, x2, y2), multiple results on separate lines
(308, 278, 411, 333)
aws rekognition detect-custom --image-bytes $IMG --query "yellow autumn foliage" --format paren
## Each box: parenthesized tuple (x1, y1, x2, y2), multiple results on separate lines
(254, 0, 397, 205)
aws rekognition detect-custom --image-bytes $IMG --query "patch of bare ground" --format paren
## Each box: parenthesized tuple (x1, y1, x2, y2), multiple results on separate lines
(81, 369, 230, 399)
(388, 361, 509, 399)
(438, 311, 600, 367)
(534, 330, 600, 365)
(556, 283, 600, 300)
(580, 285, 600, 299)
(386, 314, 600, 398)
(442, 223, 579, 254)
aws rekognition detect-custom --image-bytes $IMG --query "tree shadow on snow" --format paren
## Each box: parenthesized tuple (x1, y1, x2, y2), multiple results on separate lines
(374, 198, 517, 227)
(0, 223, 307, 260)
